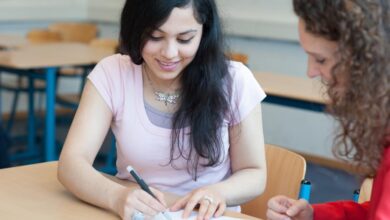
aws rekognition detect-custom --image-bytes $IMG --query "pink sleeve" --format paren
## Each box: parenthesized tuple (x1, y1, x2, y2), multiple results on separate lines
(87, 55, 124, 118)
(313, 201, 370, 220)
(229, 62, 266, 125)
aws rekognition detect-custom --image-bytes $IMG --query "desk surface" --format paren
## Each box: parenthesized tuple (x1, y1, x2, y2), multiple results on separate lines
(0, 162, 260, 220)
(0, 42, 113, 69)
(255, 72, 327, 104)
(0, 34, 27, 49)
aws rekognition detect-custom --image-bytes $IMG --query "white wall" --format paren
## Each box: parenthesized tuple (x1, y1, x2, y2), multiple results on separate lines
(0, 0, 87, 22)
(0, 0, 336, 160)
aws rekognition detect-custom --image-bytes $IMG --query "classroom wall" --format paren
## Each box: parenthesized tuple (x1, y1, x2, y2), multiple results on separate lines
(0, 0, 336, 160)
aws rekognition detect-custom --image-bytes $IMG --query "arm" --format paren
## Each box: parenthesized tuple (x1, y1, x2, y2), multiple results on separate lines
(171, 105, 266, 219)
(58, 81, 167, 219)
(214, 104, 266, 205)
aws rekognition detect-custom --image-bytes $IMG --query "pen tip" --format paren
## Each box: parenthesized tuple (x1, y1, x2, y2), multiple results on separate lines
(126, 166, 134, 173)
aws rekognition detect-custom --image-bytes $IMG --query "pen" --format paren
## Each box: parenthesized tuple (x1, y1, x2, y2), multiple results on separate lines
(353, 189, 360, 203)
(298, 179, 311, 202)
(126, 166, 172, 220)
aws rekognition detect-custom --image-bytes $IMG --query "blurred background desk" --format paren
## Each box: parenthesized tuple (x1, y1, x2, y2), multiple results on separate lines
(0, 42, 113, 162)
(0, 34, 27, 49)
(0, 162, 260, 220)
(255, 72, 327, 112)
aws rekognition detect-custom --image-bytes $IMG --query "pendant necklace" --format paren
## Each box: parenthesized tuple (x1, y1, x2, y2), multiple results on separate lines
(143, 65, 180, 106)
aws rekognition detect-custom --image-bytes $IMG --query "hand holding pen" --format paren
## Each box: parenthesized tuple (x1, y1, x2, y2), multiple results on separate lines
(126, 166, 172, 220)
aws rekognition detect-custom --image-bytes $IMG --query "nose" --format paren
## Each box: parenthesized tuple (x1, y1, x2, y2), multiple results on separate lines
(161, 41, 178, 59)
(306, 58, 321, 78)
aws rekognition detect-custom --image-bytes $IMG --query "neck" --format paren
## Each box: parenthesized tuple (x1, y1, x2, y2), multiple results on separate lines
(143, 64, 181, 93)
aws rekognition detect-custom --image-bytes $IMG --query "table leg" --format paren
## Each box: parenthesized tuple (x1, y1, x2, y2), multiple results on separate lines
(45, 67, 57, 161)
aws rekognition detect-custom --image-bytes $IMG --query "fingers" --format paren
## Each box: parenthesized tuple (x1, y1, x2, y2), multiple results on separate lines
(266, 208, 292, 220)
(170, 194, 189, 212)
(214, 202, 226, 218)
(267, 196, 312, 220)
(126, 189, 166, 217)
(285, 199, 310, 217)
(202, 199, 219, 220)
(150, 187, 168, 207)
(268, 195, 293, 213)
(180, 194, 225, 220)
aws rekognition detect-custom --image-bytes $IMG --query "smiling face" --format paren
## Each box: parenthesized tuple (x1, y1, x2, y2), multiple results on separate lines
(298, 19, 339, 82)
(141, 6, 203, 87)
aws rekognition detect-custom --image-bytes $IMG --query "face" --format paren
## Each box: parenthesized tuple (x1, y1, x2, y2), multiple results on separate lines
(298, 19, 338, 82)
(142, 6, 203, 85)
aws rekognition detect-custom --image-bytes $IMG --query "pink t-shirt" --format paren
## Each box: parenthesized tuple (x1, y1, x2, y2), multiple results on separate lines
(88, 54, 266, 196)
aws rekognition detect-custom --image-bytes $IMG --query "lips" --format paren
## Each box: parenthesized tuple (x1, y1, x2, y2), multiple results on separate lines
(157, 59, 180, 71)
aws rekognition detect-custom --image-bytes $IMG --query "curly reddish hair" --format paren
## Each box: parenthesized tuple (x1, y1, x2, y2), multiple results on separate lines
(294, 0, 390, 175)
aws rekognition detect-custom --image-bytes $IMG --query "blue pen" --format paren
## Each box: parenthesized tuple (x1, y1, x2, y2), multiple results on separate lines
(353, 189, 360, 203)
(299, 179, 311, 202)
(127, 166, 172, 220)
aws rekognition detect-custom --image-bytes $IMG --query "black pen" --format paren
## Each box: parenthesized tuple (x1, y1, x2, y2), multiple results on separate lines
(126, 166, 172, 220)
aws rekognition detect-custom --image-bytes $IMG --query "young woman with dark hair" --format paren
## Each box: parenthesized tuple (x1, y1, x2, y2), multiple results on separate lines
(267, 0, 390, 219)
(58, 0, 267, 219)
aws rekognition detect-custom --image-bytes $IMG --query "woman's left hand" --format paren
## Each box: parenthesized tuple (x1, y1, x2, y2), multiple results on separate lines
(169, 187, 226, 220)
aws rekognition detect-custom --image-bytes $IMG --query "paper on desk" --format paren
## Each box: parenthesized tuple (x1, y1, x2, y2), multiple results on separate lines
(154, 210, 240, 220)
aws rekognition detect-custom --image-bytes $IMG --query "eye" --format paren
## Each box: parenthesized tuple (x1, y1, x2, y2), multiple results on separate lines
(149, 35, 163, 41)
(177, 36, 195, 44)
(315, 58, 326, 64)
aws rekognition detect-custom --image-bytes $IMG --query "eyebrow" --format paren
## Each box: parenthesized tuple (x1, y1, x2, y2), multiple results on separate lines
(155, 29, 198, 35)
(306, 51, 326, 58)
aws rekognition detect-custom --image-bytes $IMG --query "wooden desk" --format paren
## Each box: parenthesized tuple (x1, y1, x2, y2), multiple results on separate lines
(255, 72, 327, 112)
(0, 162, 260, 220)
(0, 43, 113, 161)
(0, 34, 27, 49)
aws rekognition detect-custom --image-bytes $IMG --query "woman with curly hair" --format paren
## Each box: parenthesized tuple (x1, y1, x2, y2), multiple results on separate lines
(267, 0, 389, 219)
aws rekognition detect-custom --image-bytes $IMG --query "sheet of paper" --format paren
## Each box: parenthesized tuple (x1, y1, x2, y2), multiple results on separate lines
(154, 210, 241, 220)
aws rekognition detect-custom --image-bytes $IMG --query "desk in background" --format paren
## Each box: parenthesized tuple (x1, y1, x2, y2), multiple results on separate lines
(0, 162, 260, 220)
(255, 72, 327, 112)
(0, 42, 113, 161)
(0, 34, 27, 50)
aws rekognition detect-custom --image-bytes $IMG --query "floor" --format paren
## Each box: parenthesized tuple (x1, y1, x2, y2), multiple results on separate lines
(1, 114, 362, 204)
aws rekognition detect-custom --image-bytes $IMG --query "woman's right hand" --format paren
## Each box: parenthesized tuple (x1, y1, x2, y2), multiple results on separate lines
(116, 187, 167, 220)
(266, 195, 313, 220)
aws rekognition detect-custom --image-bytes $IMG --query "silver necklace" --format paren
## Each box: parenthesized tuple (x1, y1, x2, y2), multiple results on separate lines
(143, 65, 180, 106)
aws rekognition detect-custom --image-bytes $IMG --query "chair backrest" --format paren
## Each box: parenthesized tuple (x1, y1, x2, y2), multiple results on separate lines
(26, 29, 62, 44)
(358, 178, 373, 203)
(241, 144, 306, 219)
(48, 22, 98, 43)
(228, 52, 249, 65)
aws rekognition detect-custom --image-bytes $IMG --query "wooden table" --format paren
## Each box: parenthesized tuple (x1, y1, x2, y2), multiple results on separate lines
(0, 42, 113, 161)
(0, 162, 260, 220)
(0, 34, 28, 49)
(255, 72, 327, 112)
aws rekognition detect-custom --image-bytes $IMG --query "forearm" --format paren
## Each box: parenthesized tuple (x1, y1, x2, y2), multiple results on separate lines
(57, 153, 134, 215)
(209, 167, 266, 206)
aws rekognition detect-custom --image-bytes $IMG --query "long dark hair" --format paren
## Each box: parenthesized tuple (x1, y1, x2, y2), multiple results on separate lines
(120, 0, 231, 179)
(294, 0, 390, 175)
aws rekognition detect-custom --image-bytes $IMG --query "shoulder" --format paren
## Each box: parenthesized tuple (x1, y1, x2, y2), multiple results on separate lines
(92, 54, 140, 80)
(227, 60, 252, 78)
(226, 60, 259, 88)
(97, 53, 135, 71)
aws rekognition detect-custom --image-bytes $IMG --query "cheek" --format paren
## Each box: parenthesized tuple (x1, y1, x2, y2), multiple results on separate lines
(142, 42, 160, 57)
(180, 46, 199, 59)
(180, 38, 202, 59)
